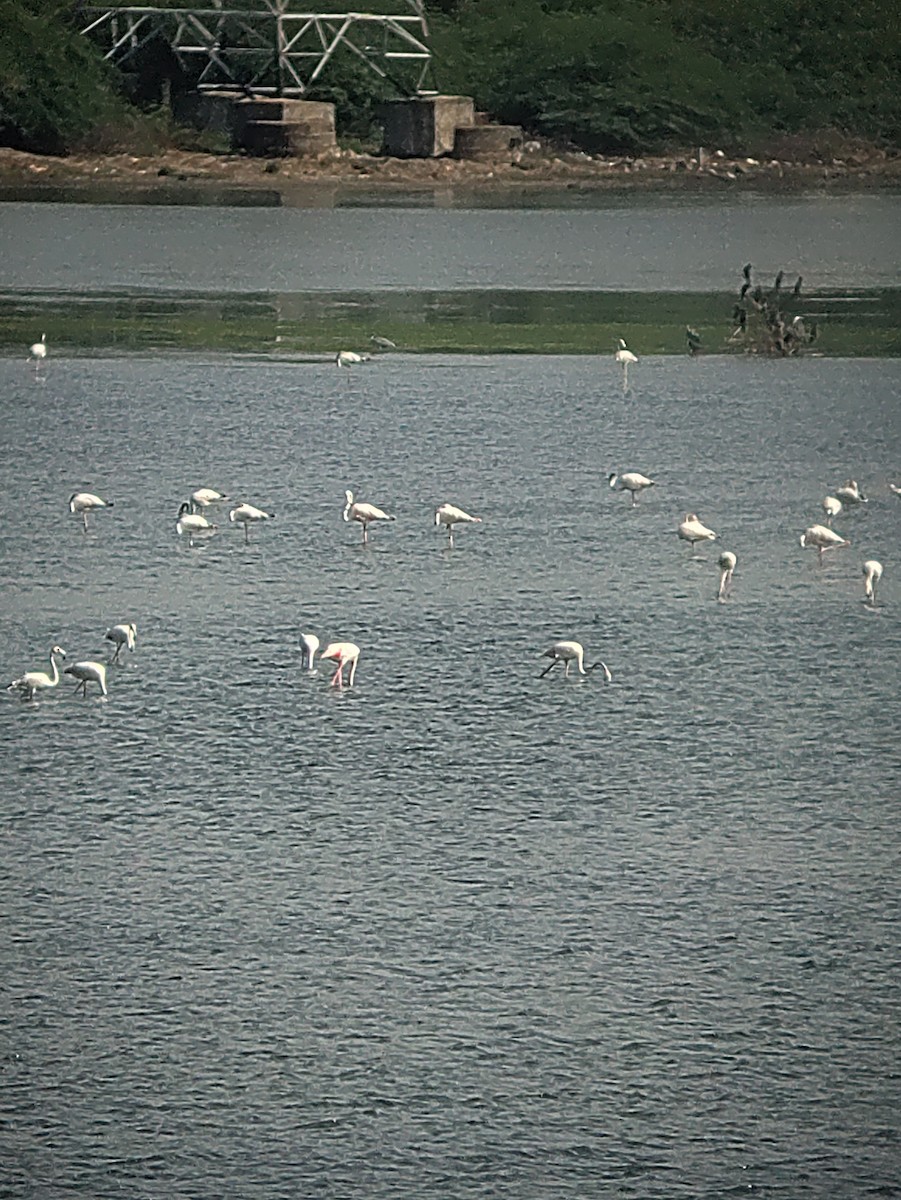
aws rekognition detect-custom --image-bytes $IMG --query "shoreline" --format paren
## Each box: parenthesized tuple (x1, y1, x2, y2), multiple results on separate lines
(1, 145, 899, 203)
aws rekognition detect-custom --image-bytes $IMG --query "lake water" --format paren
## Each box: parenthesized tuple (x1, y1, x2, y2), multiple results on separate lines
(2, 190, 901, 1199)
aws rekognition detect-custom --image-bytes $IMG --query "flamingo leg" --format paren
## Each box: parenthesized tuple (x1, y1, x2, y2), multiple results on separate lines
(82, 512, 88, 533)
(347, 658, 357, 687)
(331, 663, 343, 687)
(244, 523, 250, 544)
(361, 523, 368, 544)
(539, 659, 559, 678)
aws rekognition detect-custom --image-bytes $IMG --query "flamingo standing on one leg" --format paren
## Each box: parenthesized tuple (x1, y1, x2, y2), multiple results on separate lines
(29, 333, 47, 372)
(434, 503, 481, 547)
(615, 338, 638, 389)
(863, 559, 883, 606)
(822, 496, 842, 526)
(678, 513, 717, 552)
(539, 641, 612, 681)
(800, 524, 850, 561)
(343, 490, 395, 544)
(229, 503, 275, 543)
(69, 492, 114, 533)
(608, 471, 655, 506)
(320, 642, 360, 688)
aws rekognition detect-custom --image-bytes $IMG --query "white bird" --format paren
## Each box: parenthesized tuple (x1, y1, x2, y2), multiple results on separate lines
(8, 645, 66, 701)
(863, 559, 883, 605)
(105, 622, 136, 663)
(343, 490, 395, 544)
(435, 502, 481, 547)
(176, 501, 215, 547)
(822, 496, 842, 525)
(229, 502, 275, 543)
(615, 338, 638, 387)
(608, 471, 655, 506)
(717, 551, 737, 601)
(679, 513, 717, 550)
(69, 491, 114, 532)
(800, 524, 850, 559)
(190, 487, 229, 512)
(29, 333, 47, 367)
(336, 350, 369, 367)
(889, 483, 901, 497)
(835, 479, 868, 505)
(64, 660, 108, 697)
(539, 640, 612, 680)
(300, 633, 320, 671)
(370, 335, 396, 351)
(319, 641, 360, 688)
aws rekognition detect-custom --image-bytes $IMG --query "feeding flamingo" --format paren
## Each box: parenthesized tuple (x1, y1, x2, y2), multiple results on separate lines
(539, 641, 612, 681)
(319, 641, 360, 688)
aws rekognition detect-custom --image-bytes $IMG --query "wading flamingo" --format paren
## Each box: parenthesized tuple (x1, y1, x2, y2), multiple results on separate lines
(678, 513, 717, 551)
(69, 492, 114, 532)
(8, 645, 66, 701)
(717, 551, 737, 601)
(65, 660, 108, 697)
(539, 641, 612, 681)
(320, 641, 360, 687)
(229, 503, 275, 543)
(343, 490, 395, 544)
(435, 503, 481, 547)
(608, 471, 655, 506)
(105, 623, 136, 663)
(800, 524, 850, 560)
(863, 559, 883, 605)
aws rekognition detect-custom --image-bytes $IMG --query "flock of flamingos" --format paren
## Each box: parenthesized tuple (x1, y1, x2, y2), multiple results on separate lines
(7, 332, 894, 703)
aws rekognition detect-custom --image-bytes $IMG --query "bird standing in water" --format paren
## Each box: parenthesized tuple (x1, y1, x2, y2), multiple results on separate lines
(539, 641, 612, 681)
(320, 642, 360, 688)
(343, 490, 395, 544)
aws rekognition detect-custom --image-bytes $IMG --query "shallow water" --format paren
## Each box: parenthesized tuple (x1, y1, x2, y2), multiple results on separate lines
(2, 352, 900, 1198)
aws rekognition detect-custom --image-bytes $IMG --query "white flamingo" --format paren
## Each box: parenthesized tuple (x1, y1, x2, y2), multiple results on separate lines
(539, 641, 612, 680)
(177, 501, 215, 546)
(300, 633, 320, 671)
(835, 479, 868, 505)
(717, 551, 737, 601)
(435, 503, 481, 547)
(229, 502, 275, 543)
(615, 338, 638, 387)
(343, 490, 395, 544)
(608, 471, 655, 506)
(319, 641, 360, 687)
(105, 623, 136, 663)
(679, 513, 717, 550)
(822, 496, 842, 526)
(889, 483, 901, 497)
(190, 487, 229, 513)
(800, 524, 850, 560)
(8, 645, 66, 700)
(863, 559, 883, 605)
(336, 350, 368, 367)
(65, 660, 108, 697)
(29, 333, 47, 368)
(69, 491, 114, 532)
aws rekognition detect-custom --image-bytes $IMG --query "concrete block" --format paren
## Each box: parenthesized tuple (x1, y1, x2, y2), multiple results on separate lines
(381, 95, 475, 158)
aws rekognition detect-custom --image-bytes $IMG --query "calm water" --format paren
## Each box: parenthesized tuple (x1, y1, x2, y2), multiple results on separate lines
(2, 351, 900, 1198)
(2, 191, 899, 292)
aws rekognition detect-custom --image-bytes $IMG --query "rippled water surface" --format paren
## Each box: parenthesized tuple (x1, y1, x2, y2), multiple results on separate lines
(2, 191, 899, 291)
(2, 352, 900, 1198)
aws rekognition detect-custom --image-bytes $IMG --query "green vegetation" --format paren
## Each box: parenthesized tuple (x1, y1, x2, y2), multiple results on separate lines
(0, 0, 897, 155)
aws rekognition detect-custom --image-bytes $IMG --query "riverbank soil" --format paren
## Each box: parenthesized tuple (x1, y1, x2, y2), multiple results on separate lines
(0, 137, 898, 198)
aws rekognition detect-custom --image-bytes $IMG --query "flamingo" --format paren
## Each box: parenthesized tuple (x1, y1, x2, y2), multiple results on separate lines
(105, 622, 136, 663)
(678, 513, 717, 550)
(717, 551, 737, 601)
(343, 490, 394, 544)
(370, 335, 396, 352)
(300, 633, 320, 671)
(615, 338, 638, 387)
(8, 645, 66, 700)
(435, 503, 481, 547)
(889, 483, 901, 497)
(176, 501, 215, 547)
(608, 471, 655, 506)
(863, 560, 883, 605)
(229, 503, 275, 543)
(69, 492, 114, 532)
(64, 660, 108, 697)
(190, 487, 229, 513)
(29, 333, 47, 368)
(319, 641, 360, 688)
(822, 496, 842, 526)
(336, 350, 369, 367)
(539, 641, 612, 681)
(800, 524, 850, 560)
(835, 479, 868, 505)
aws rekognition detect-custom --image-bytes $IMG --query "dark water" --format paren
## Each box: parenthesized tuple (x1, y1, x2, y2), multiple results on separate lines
(2, 192, 899, 292)
(2, 352, 900, 1198)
